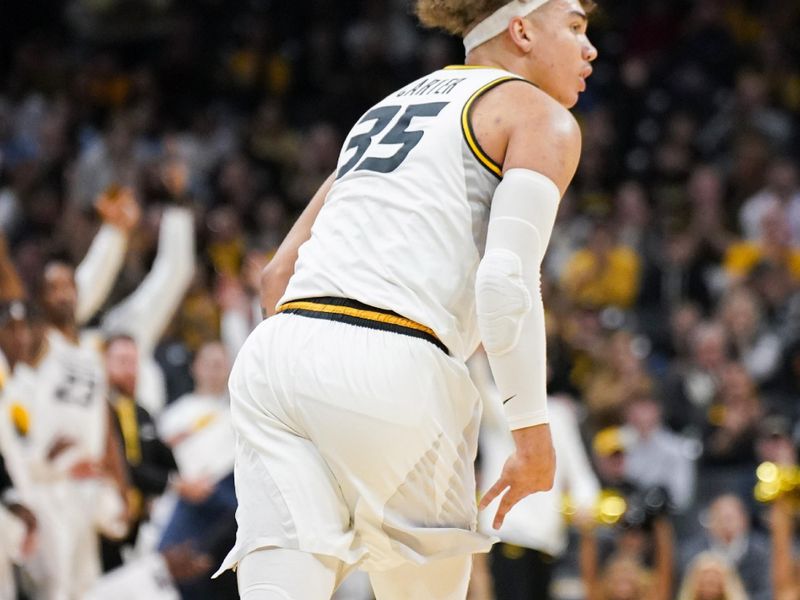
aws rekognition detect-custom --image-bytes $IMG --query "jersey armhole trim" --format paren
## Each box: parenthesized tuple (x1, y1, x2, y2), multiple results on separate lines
(461, 76, 533, 180)
(444, 65, 494, 70)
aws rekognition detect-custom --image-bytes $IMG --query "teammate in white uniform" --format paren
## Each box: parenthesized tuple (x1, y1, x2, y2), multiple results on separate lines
(222, 1, 597, 598)
(6, 270, 130, 600)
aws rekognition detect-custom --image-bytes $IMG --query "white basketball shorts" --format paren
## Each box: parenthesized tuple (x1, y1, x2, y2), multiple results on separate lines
(217, 308, 495, 575)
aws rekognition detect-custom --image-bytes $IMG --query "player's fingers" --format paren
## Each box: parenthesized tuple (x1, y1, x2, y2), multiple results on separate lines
(478, 477, 509, 511)
(492, 487, 524, 530)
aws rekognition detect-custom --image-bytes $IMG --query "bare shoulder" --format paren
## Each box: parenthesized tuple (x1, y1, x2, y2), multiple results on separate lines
(496, 81, 582, 193)
(473, 80, 582, 193)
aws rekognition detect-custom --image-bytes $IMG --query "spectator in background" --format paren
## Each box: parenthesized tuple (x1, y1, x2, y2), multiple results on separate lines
(584, 425, 677, 596)
(755, 414, 796, 466)
(579, 504, 674, 600)
(614, 180, 658, 262)
(561, 218, 642, 310)
(697, 363, 763, 506)
(676, 551, 748, 600)
(701, 363, 762, 472)
(740, 159, 800, 246)
(102, 333, 179, 570)
(680, 494, 771, 600)
(157, 341, 237, 600)
(69, 113, 148, 211)
(660, 301, 703, 364)
(717, 286, 782, 385)
(663, 321, 731, 437)
(685, 165, 735, 272)
(583, 330, 654, 430)
(637, 227, 713, 335)
(622, 392, 696, 512)
(747, 261, 800, 345)
(724, 204, 800, 285)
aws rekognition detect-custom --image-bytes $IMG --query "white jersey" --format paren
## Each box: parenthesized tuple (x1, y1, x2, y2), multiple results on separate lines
(6, 330, 109, 479)
(283, 66, 524, 359)
(157, 392, 234, 484)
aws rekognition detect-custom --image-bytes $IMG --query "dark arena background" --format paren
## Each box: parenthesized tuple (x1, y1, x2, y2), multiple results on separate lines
(2, 1, 800, 599)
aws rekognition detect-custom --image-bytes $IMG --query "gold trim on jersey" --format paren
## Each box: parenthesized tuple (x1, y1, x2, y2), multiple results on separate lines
(278, 301, 436, 337)
(460, 76, 524, 179)
(444, 65, 494, 70)
(277, 297, 449, 354)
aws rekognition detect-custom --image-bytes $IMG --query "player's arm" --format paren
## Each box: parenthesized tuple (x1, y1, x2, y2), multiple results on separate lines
(260, 173, 335, 317)
(650, 516, 675, 600)
(474, 82, 582, 528)
(75, 187, 141, 325)
(0, 235, 25, 301)
(101, 205, 195, 351)
(771, 498, 797, 600)
(578, 520, 603, 600)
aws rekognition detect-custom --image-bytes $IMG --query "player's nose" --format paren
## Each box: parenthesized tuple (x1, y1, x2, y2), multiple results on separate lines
(584, 40, 598, 62)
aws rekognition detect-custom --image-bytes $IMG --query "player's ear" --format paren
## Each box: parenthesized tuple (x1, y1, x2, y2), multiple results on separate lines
(507, 16, 535, 52)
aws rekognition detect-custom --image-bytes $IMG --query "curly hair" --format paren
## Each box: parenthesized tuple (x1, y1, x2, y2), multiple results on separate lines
(415, 0, 597, 37)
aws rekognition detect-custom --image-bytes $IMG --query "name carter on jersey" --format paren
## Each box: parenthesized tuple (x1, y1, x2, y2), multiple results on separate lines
(397, 77, 466, 97)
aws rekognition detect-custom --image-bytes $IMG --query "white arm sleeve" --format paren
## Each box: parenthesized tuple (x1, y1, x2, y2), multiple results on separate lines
(75, 224, 128, 325)
(475, 168, 560, 430)
(101, 207, 195, 351)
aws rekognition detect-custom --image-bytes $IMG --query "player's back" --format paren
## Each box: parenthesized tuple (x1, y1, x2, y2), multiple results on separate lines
(283, 66, 521, 359)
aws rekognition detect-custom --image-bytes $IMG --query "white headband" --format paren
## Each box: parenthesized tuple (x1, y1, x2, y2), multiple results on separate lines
(463, 0, 551, 54)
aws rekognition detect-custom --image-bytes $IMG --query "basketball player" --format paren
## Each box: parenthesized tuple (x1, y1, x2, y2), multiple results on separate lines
(221, 1, 597, 598)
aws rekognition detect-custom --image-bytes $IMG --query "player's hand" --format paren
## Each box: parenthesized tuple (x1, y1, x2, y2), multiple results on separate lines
(162, 541, 212, 582)
(161, 158, 190, 201)
(95, 186, 141, 233)
(70, 460, 103, 479)
(47, 436, 76, 461)
(174, 477, 215, 503)
(478, 423, 556, 529)
(9, 503, 38, 558)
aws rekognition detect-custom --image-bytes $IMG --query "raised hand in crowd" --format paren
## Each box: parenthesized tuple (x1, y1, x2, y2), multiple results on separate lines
(95, 185, 142, 234)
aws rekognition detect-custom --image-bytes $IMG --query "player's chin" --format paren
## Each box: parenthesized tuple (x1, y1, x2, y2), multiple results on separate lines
(561, 91, 580, 109)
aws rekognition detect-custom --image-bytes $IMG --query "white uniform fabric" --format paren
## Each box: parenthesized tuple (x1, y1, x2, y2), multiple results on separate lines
(158, 392, 234, 484)
(0, 504, 26, 600)
(224, 67, 536, 580)
(0, 334, 125, 600)
(219, 313, 494, 575)
(237, 548, 343, 600)
(18, 330, 109, 478)
(75, 223, 128, 326)
(84, 552, 179, 600)
(283, 66, 523, 361)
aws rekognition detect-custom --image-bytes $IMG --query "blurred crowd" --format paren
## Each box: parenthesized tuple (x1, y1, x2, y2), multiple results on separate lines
(1, 0, 800, 599)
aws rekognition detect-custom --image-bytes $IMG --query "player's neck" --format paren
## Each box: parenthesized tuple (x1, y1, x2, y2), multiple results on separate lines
(197, 383, 227, 397)
(56, 323, 81, 346)
(465, 43, 533, 83)
(50, 322, 79, 345)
